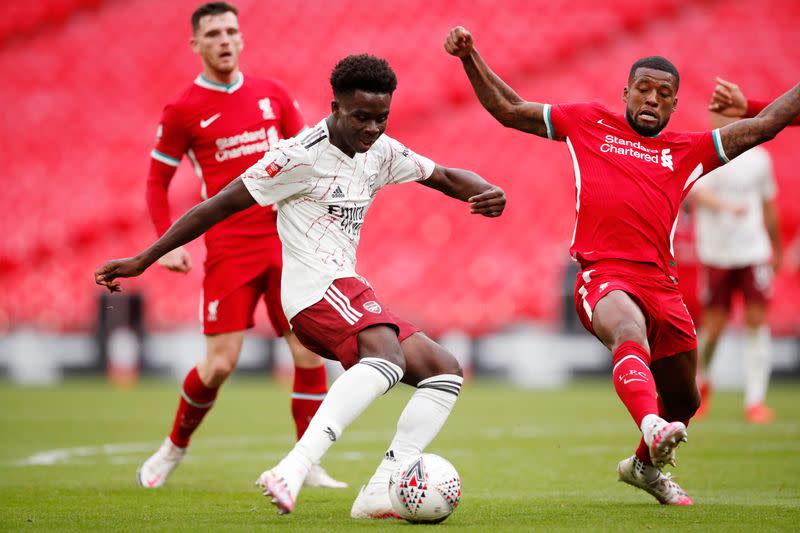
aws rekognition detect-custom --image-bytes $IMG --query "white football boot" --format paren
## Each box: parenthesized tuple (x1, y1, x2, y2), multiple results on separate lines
(350, 483, 401, 519)
(255, 454, 311, 515)
(136, 437, 186, 488)
(617, 455, 693, 506)
(303, 463, 348, 488)
(641, 416, 687, 468)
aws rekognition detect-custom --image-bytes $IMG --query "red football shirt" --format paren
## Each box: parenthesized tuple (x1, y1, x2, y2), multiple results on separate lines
(148, 73, 304, 267)
(544, 102, 728, 280)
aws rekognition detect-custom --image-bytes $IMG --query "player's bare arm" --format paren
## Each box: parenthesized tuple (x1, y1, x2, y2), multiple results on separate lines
(421, 164, 506, 218)
(95, 177, 256, 291)
(718, 82, 800, 160)
(708, 77, 748, 117)
(445, 26, 547, 137)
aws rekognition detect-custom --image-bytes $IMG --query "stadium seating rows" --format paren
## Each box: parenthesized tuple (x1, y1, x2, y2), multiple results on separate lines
(1, 0, 799, 335)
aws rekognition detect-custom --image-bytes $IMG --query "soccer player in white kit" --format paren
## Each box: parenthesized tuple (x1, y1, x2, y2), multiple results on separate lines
(95, 54, 506, 517)
(692, 113, 782, 423)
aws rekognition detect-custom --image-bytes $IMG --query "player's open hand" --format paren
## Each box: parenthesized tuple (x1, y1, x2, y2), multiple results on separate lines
(94, 257, 147, 293)
(445, 26, 474, 58)
(708, 77, 747, 117)
(157, 246, 193, 273)
(469, 186, 505, 217)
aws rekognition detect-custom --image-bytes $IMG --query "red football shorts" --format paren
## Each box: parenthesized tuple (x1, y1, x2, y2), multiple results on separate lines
(201, 240, 289, 336)
(574, 259, 697, 360)
(290, 277, 420, 370)
(676, 261, 702, 326)
(702, 264, 772, 310)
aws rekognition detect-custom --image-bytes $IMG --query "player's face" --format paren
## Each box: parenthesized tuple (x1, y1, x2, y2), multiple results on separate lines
(623, 68, 678, 136)
(191, 12, 243, 76)
(330, 90, 392, 156)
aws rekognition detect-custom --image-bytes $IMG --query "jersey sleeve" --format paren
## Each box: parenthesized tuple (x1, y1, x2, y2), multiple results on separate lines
(746, 99, 800, 125)
(151, 103, 190, 168)
(541, 102, 594, 141)
(271, 80, 306, 138)
(374, 135, 436, 190)
(147, 104, 188, 236)
(686, 129, 730, 177)
(240, 139, 314, 205)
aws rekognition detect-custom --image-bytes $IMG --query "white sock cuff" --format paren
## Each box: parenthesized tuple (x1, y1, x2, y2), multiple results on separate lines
(416, 374, 464, 397)
(358, 357, 403, 391)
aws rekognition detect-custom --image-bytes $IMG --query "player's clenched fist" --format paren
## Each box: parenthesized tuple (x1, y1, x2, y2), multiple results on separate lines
(94, 257, 148, 292)
(469, 186, 506, 218)
(444, 26, 474, 58)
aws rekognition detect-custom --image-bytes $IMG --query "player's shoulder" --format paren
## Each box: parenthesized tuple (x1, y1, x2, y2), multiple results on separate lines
(157, 83, 201, 124)
(243, 75, 293, 97)
(557, 101, 609, 115)
(660, 127, 711, 145)
(371, 133, 411, 158)
(278, 121, 327, 157)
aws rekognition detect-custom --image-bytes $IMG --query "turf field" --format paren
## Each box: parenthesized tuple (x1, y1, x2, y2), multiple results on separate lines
(1, 377, 799, 531)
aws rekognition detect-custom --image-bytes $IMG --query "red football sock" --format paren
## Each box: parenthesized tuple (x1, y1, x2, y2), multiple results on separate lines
(612, 341, 658, 428)
(635, 396, 692, 465)
(169, 367, 219, 448)
(291, 365, 328, 440)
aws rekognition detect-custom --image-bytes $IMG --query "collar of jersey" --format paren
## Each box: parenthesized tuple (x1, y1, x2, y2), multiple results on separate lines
(194, 72, 244, 94)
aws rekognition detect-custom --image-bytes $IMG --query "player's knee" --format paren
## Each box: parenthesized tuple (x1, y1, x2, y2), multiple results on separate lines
(431, 347, 462, 377)
(206, 355, 236, 381)
(357, 325, 406, 374)
(611, 322, 648, 349)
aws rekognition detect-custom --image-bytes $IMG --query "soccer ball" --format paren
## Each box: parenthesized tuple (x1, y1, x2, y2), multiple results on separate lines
(388, 453, 461, 524)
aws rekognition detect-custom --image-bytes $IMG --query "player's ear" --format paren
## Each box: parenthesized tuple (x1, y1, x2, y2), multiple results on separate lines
(622, 86, 629, 103)
(190, 36, 199, 54)
(331, 99, 339, 115)
(672, 96, 678, 112)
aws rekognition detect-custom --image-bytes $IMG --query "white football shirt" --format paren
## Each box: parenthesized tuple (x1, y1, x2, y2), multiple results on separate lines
(694, 146, 776, 267)
(241, 118, 435, 320)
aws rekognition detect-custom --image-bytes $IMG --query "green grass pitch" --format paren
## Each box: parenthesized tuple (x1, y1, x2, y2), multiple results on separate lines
(2, 377, 799, 531)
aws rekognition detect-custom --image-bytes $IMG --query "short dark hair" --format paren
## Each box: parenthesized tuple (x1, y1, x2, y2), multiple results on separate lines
(191, 2, 238, 34)
(330, 54, 398, 97)
(628, 56, 680, 90)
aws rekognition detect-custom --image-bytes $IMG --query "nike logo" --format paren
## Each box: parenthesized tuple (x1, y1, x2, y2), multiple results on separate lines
(623, 378, 647, 385)
(597, 118, 618, 130)
(200, 113, 221, 128)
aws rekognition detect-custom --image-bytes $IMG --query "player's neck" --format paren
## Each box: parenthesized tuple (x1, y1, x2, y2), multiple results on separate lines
(201, 67, 241, 87)
(325, 115, 356, 158)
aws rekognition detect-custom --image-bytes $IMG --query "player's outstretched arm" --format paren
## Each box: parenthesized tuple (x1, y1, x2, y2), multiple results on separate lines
(445, 26, 548, 137)
(718, 82, 800, 160)
(94, 178, 256, 292)
(421, 165, 506, 218)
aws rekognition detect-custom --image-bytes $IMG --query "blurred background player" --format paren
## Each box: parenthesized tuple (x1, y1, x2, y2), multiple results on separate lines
(692, 111, 782, 423)
(95, 53, 506, 517)
(140, 2, 344, 489)
(446, 25, 800, 506)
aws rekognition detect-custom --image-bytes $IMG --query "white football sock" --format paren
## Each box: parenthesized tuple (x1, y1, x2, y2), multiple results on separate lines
(744, 325, 771, 407)
(365, 374, 463, 488)
(288, 357, 403, 468)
